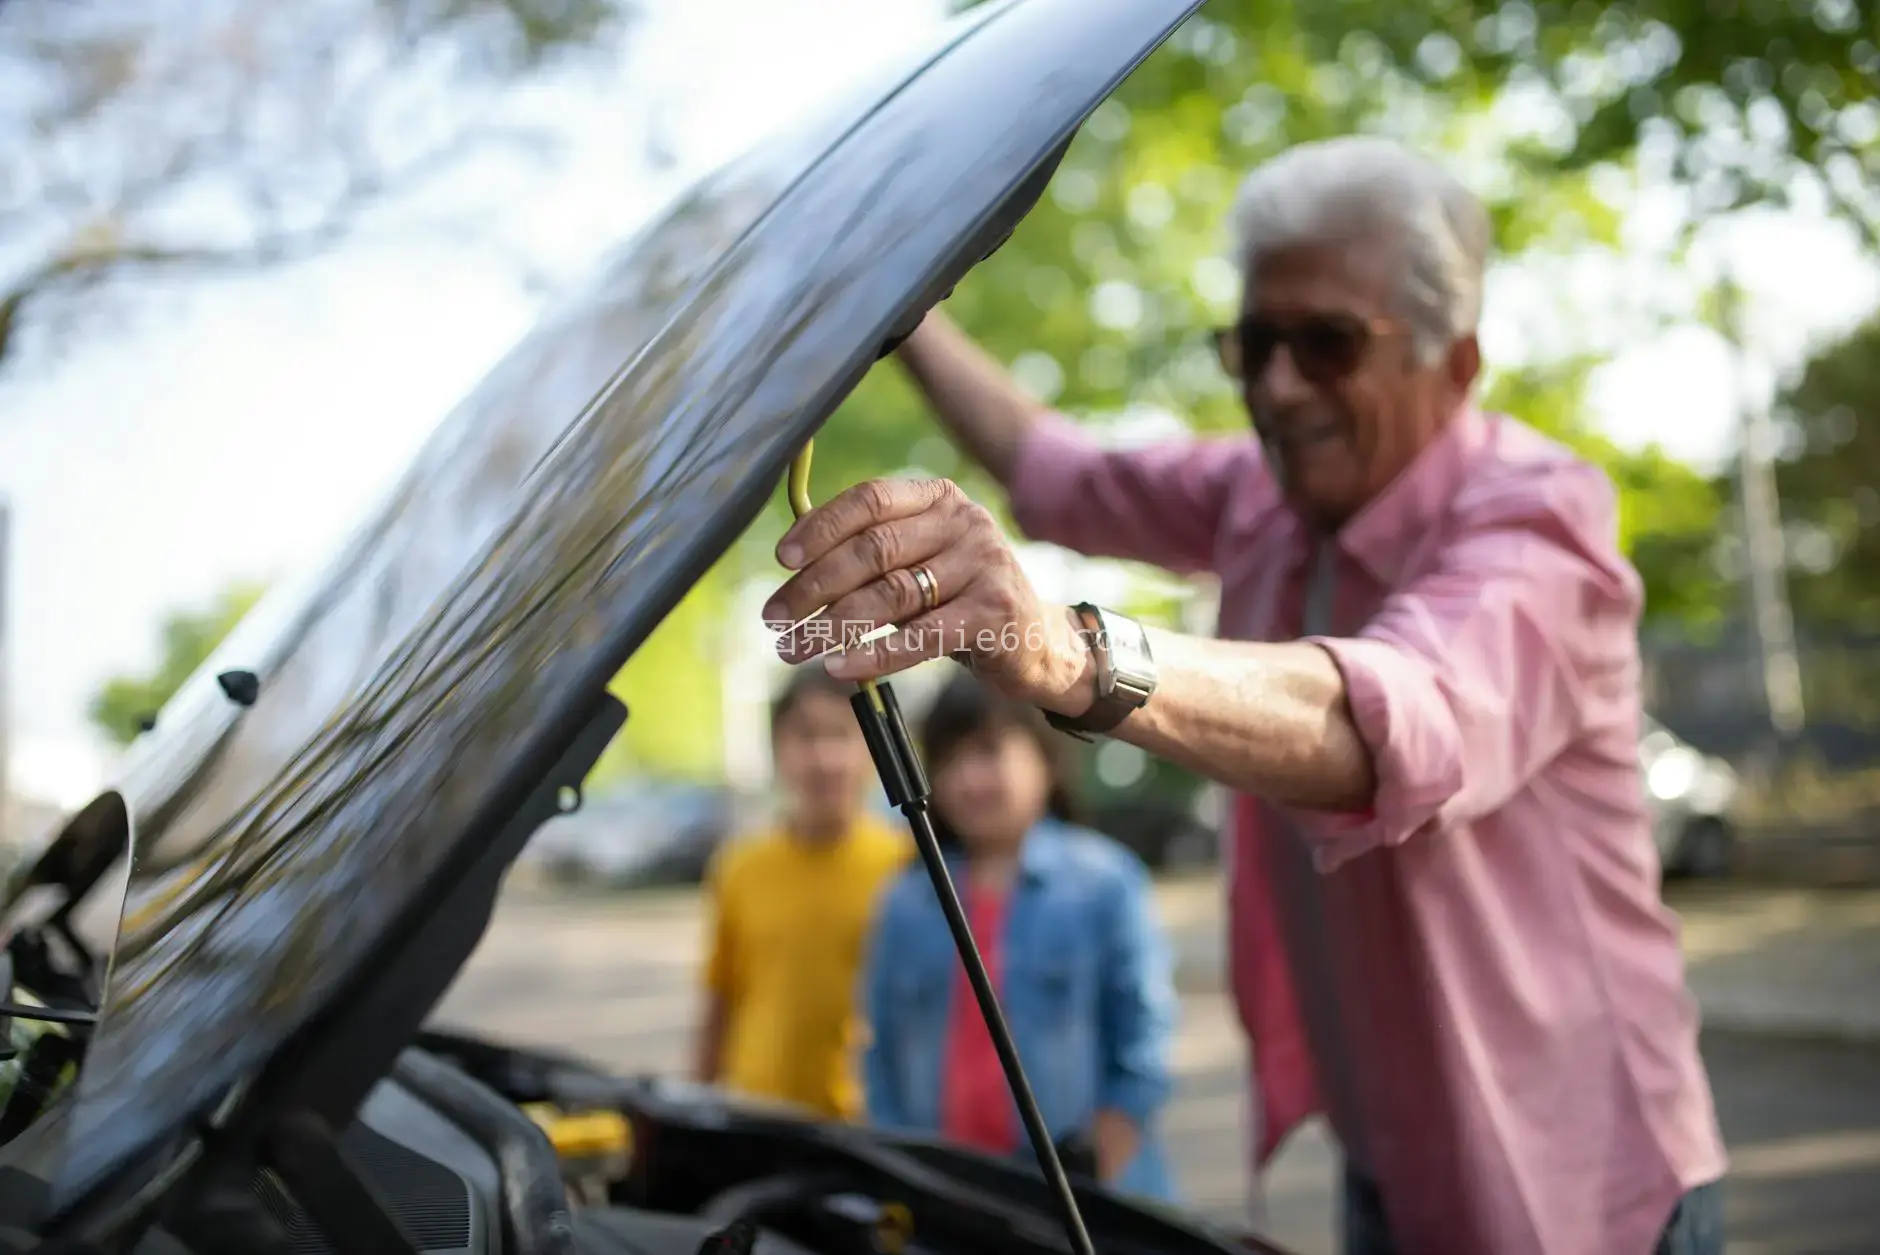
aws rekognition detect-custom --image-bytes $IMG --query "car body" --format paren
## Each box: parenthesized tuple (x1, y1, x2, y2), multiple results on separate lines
(1089, 795, 1221, 873)
(0, 2, 1306, 1253)
(1640, 715, 1741, 878)
(521, 783, 762, 888)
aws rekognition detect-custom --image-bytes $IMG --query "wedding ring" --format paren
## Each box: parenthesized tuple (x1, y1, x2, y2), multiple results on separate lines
(910, 564, 940, 612)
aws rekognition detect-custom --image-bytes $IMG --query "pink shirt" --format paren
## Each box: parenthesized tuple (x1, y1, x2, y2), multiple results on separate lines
(1007, 406, 1726, 1255)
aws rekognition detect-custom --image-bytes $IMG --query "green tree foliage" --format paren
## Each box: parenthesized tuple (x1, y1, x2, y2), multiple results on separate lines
(89, 582, 267, 745)
(965, 1, 1879, 241)
(798, 1, 1832, 627)
(1772, 316, 1880, 633)
(590, 554, 738, 784)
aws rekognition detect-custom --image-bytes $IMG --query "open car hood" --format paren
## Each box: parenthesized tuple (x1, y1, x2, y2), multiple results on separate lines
(39, 0, 1207, 1224)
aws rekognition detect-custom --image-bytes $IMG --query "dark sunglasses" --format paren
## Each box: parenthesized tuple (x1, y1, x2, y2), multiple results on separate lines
(1213, 312, 1398, 388)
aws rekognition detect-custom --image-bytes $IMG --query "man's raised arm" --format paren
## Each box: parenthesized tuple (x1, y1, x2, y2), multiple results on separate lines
(896, 311, 1251, 574)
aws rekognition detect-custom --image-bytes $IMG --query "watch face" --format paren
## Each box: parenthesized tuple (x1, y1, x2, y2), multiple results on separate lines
(1095, 609, 1154, 693)
(1108, 618, 1144, 661)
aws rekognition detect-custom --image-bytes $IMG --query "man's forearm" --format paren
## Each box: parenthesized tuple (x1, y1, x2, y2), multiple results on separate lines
(1043, 619, 1376, 811)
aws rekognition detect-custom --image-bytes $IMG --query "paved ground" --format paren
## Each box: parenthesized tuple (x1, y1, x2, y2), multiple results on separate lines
(435, 881, 1880, 1254)
(1157, 877, 1880, 1041)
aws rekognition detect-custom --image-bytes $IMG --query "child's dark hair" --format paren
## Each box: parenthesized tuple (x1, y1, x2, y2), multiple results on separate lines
(769, 666, 855, 734)
(918, 668, 1082, 849)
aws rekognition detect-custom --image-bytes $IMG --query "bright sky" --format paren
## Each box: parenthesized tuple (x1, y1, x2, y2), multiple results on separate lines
(0, 0, 1875, 809)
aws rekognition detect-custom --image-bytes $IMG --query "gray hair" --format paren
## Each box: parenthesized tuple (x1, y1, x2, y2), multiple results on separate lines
(1226, 136, 1491, 364)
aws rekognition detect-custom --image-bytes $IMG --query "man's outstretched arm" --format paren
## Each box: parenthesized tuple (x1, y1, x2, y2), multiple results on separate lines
(1065, 483, 1634, 869)
(1098, 634, 1377, 816)
(764, 466, 1636, 872)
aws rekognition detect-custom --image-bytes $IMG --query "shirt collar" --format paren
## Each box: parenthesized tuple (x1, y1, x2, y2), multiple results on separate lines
(942, 817, 1068, 885)
(1283, 405, 1490, 587)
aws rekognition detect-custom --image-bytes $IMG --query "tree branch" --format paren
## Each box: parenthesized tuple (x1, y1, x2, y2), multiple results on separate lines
(0, 114, 559, 365)
(0, 0, 628, 375)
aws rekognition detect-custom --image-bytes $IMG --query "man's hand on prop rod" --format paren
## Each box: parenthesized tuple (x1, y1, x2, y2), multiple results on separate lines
(765, 476, 1093, 711)
(761, 476, 1378, 814)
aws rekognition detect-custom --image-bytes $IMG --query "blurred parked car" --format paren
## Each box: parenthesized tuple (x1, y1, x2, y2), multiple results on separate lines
(1641, 715, 1740, 878)
(1088, 780, 1224, 873)
(1090, 798, 1218, 872)
(1068, 734, 1214, 873)
(522, 782, 765, 888)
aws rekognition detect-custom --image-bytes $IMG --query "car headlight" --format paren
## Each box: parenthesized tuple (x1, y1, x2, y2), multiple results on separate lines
(1646, 748, 1700, 801)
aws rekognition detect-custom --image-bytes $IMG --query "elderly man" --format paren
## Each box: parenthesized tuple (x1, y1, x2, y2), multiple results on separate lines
(760, 136, 1726, 1254)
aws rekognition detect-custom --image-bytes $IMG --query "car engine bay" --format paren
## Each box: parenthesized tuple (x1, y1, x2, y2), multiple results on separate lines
(0, 830, 1276, 1255)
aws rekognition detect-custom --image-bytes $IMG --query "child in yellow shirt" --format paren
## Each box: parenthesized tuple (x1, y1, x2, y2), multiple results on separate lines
(693, 669, 908, 1119)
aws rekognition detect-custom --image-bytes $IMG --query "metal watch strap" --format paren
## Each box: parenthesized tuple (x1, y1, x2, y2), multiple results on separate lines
(1043, 604, 1149, 741)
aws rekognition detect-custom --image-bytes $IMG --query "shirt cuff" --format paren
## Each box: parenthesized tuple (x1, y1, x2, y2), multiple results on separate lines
(1290, 636, 1464, 873)
(1098, 1071, 1171, 1129)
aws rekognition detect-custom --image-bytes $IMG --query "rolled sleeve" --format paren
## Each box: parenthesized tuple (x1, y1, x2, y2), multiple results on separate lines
(1006, 412, 1252, 574)
(1297, 636, 1469, 872)
(1094, 855, 1177, 1126)
(1288, 465, 1641, 873)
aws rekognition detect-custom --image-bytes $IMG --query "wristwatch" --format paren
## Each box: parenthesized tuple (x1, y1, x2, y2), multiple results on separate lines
(1044, 603, 1157, 740)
